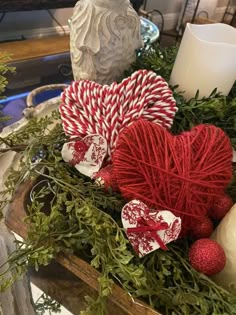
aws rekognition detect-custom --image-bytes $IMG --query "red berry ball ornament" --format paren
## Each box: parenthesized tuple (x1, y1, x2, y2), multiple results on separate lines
(191, 217, 213, 239)
(189, 239, 226, 276)
(94, 165, 118, 191)
(209, 193, 233, 220)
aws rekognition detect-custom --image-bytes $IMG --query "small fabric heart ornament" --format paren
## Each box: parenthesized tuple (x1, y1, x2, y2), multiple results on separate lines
(61, 134, 107, 178)
(122, 200, 182, 257)
(114, 120, 233, 236)
(59, 69, 177, 158)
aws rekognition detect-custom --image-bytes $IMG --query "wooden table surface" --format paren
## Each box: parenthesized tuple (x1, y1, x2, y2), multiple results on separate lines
(0, 35, 70, 62)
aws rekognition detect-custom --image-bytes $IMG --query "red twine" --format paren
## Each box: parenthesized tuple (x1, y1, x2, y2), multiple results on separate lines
(127, 217, 168, 250)
(113, 120, 233, 235)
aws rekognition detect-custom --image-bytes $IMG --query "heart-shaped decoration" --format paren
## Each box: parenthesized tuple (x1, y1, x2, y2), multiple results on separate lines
(122, 200, 181, 257)
(61, 134, 107, 178)
(59, 70, 177, 158)
(114, 120, 233, 235)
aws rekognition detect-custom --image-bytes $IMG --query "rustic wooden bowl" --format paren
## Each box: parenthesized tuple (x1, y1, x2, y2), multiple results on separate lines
(5, 179, 161, 315)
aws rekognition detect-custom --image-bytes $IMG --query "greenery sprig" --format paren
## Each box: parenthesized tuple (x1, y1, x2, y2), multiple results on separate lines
(0, 53, 15, 98)
(0, 53, 15, 124)
(35, 293, 61, 315)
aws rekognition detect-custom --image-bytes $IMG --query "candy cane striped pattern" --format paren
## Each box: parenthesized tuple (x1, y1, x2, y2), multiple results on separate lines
(59, 70, 177, 158)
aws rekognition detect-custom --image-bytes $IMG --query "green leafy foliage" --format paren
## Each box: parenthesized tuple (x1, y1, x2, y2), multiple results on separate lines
(0, 53, 13, 97)
(127, 43, 178, 81)
(35, 293, 61, 315)
(0, 53, 15, 123)
(0, 44, 236, 315)
(172, 89, 236, 148)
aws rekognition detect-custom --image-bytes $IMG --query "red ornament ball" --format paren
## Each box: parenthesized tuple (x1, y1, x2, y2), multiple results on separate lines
(189, 239, 226, 276)
(209, 193, 233, 220)
(191, 217, 214, 239)
(94, 165, 118, 191)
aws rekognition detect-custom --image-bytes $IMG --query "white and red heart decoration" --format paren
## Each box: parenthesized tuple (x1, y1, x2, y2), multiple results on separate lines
(61, 134, 107, 178)
(59, 70, 177, 159)
(122, 200, 181, 257)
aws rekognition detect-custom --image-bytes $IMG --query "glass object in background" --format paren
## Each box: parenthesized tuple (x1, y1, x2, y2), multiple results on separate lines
(170, 23, 236, 99)
(140, 17, 160, 43)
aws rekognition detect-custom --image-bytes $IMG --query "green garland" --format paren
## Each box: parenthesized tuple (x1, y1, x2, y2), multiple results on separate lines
(0, 53, 13, 98)
(0, 53, 15, 124)
(0, 44, 236, 315)
(34, 293, 61, 315)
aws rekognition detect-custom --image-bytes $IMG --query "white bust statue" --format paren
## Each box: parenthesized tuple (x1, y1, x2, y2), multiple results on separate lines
(70, 0, 143, 85)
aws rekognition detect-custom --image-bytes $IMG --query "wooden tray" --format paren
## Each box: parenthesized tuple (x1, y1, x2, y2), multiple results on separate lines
(5, 179, 160, 315)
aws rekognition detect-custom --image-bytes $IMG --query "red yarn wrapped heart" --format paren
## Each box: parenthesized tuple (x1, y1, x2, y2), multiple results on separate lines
(113, 120, 233, 235)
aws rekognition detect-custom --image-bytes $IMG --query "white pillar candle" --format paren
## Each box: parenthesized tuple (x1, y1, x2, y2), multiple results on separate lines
(170, 23, 236, 99)
(211, 204, 236, 293)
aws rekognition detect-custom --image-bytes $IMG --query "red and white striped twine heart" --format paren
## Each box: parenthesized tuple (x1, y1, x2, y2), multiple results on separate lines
(59, 69, 177, 159)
